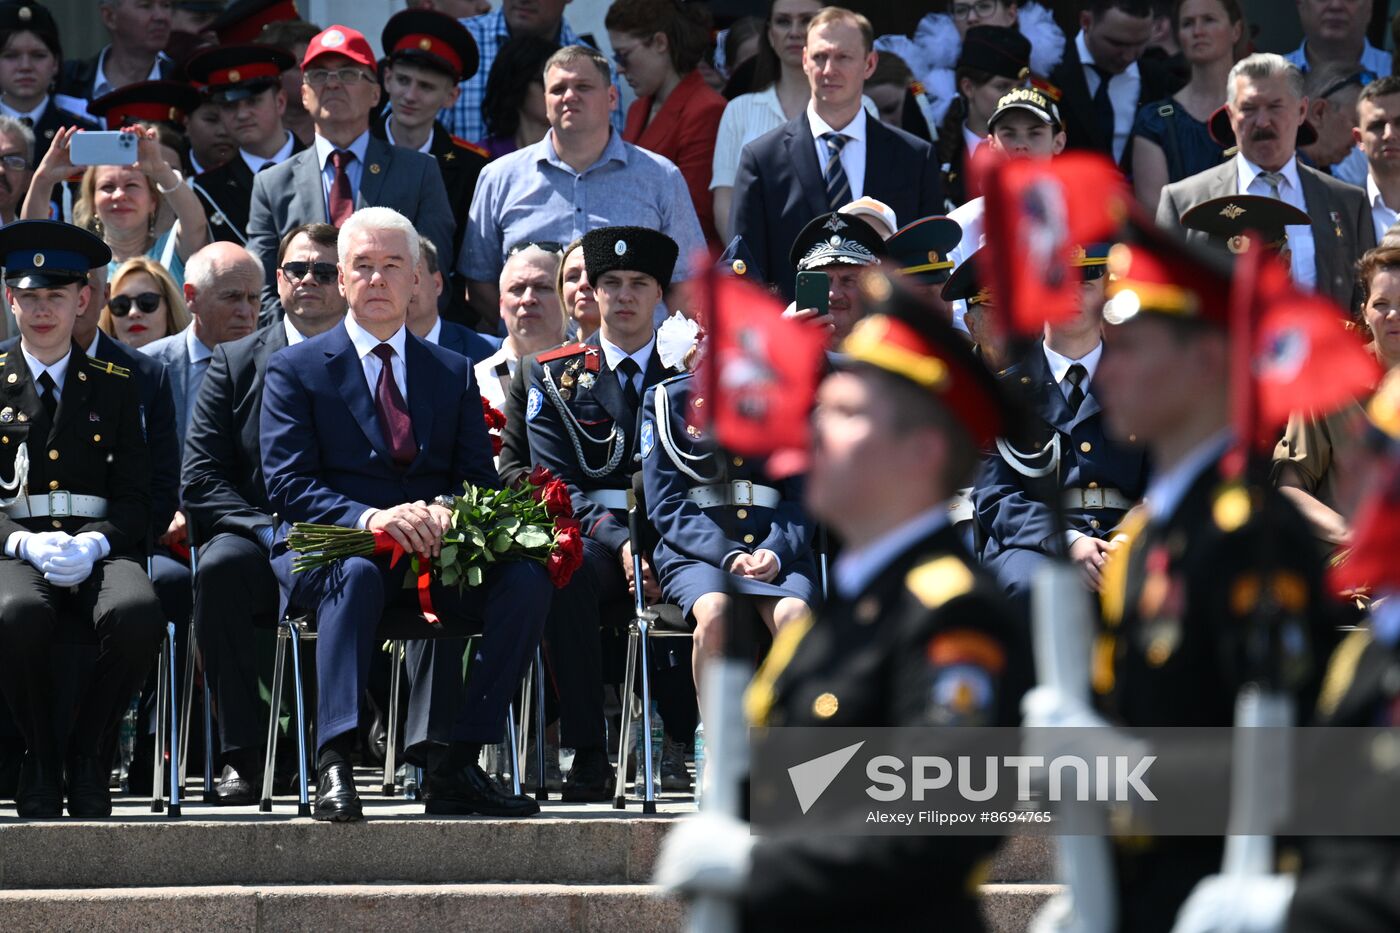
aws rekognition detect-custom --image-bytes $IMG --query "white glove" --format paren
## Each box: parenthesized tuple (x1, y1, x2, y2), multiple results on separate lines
(653, 812, 755, 898)
(39, 532, 106, 586)
(16, 531, 75, 571)
(1028, 892, 1076, 933)
(1172, 873, 1295, 933)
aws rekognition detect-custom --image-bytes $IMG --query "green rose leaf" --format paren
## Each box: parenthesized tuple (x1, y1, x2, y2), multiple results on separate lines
(467, 565, 484, 587)
(515, 525, 551, 549)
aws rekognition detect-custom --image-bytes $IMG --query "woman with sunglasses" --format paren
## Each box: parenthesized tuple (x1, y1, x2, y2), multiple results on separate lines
(558, 238, 600, 341)
(99, 256, 191, 351)
(606, 0, 727, 246)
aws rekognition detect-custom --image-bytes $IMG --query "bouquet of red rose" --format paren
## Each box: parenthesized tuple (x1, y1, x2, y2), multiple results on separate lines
(482, 397, 506, 457)
(286, 465, 584, 612)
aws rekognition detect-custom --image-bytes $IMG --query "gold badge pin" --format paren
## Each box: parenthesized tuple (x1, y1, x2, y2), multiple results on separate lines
(732, 259, 747, 275)
(561, 373, 575, 387)
(419, 38, 433, 51)
(1220, 203, 1246, 219)
(17, 412, 26, 422)
(77, 371, 86, 381)
(369, 163, 381, 174)
(169, 106, 179, 121)
(228, 69, 241, 83)
(812, 692, 839, 719)
(31, 252, 43, 267)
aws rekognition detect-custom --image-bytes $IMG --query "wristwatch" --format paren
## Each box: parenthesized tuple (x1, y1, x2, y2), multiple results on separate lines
(434, 494, 455, 509)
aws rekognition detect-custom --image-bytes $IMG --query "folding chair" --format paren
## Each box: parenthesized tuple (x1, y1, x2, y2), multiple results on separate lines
(611, 472, 692, 814)
(143, 553, 183, 816)
(175, 542, 216, 803)
(514, 648, 550, 801)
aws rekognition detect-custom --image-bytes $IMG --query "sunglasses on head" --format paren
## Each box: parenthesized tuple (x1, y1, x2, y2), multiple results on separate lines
(108, 292, 161, 317)
(281, 261, 337, 284)
(507, 240, 563, 256)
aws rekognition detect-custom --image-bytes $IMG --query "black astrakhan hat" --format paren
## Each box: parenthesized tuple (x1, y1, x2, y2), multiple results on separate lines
(582, 226, 680, 290)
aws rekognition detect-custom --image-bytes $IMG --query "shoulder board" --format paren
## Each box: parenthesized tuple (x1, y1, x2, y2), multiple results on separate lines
(1315, 627, 1372, 720)
(0, 353, 6, 360)
(88, 357, 131, 378)
(450, 135, 489, 158)
(658, 371, 694, 389)
(905, 555, 974, 610)
(537, 343, 588, 364)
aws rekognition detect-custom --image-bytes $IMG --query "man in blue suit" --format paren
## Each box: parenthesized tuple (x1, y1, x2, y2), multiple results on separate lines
(260, 207, 547, 822)
(406, 237, 502, 363)
(730, 7, 942, 300)
(972, 245, 1149, 613)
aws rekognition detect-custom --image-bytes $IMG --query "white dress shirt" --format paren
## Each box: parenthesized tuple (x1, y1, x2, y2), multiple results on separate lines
(1042, 341, 1103, 401)
(962, 121, 987, 159)
(0, 95, 49, 125)
(57, 46, 170, 121)
(1368, 172, 1399, 244)
(1236, 153, 1316, 289)
(21, 345, 69, 402)
(283, 316, 306, 346)
(600, 333, 655, 395)
(344, 314, 408, 402)
(473, 344, 517, 411)
(808, 102, 868, 202)
(238, 131, 296, 175)
(422, 317, 443, 346)
(1076, 30, 1140, 165)
(833, 506, 951, 600)
(185, 326, 214, 428)
(314, 131, 371, 220)
(385, 121, 434, 155)
(1142, 429, 1233, 523)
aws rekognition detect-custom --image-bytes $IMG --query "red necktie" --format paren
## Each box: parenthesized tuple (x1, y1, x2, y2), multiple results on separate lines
(328, 149, 354, 227)
(371, 344, 415, 466)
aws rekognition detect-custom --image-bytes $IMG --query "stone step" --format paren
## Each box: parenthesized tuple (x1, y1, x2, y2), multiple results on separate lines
(0, 882, 1062, 933)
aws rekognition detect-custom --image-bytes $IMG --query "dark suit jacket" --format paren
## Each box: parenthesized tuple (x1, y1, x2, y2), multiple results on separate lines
(181, 322, 289, 545)
(1156, 157, 1375, 312)
(58, 51, 175, 111)
(32, 98, 100, 165)
(731, 110, 943, 299)
(437, 318, 501, 365)
(193, 135, 308, 246)
(1049, 39, 1179, 168)
(260, 324, 498, 546)
(246, 136, 456, 325)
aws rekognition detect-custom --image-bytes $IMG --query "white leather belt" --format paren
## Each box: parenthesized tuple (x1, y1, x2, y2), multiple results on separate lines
(1063, 487, 1131, 510)
(5, 491, 108, 520)
(583, 488, 630, 510)
(948, 488, 975, 524)
(686, 481, 780, 509)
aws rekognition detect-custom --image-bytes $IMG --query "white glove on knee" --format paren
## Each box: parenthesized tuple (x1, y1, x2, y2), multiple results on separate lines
(653, 812, 755, 898)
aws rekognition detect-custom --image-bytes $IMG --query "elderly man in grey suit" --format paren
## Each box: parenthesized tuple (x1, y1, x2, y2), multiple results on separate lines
(1157, 52, 1374, 312)
(246, 24, 455, 325)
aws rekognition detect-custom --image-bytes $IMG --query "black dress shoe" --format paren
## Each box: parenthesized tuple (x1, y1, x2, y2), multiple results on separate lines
(15, 754, 62, 818)
(66, 756, 112, 818)
(313, 761, 363, 822)
(0, 744, 21, 800)
(561, 746, 615, 803)
(214, 763, 258, 806)
(425, 759, 540, 817)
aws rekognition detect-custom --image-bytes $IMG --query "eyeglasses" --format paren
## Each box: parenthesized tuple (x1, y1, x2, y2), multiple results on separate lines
(303, 68, 375, 87)
(952, 0, 1003, 20)
(0, 153, 27, 171)
(507, 240, 563, 256)
(108, 292, 161, 317)
(281, 261, 337, 284)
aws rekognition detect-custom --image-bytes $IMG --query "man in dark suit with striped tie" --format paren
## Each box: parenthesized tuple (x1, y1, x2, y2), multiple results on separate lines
(730, 6, 942, 301)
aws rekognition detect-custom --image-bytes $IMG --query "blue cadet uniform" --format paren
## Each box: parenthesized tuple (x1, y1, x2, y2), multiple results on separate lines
(523, 226, 685, 798)
(640, 372, 817, 616)
(974, 244, 1149, 605)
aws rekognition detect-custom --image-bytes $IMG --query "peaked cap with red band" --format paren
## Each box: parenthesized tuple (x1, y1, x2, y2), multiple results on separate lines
(89, 80, 202, 129)
(381, 9, 480, 81)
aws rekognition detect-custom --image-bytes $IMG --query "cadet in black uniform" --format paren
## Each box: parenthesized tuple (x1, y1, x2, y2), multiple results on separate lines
(0, 221, 163, 818)
(656, 270, 1030, 931)
(186, 44, 303, 246)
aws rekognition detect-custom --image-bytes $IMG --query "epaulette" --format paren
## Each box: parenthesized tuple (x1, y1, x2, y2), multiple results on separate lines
(450, 135, 489, 159)
(1315, 627, 1371, 719)
(88, 357, 131, 378)
(657, 371, 694, 389)
(905, 555, 974, 610)
(537, 343, 588, 364)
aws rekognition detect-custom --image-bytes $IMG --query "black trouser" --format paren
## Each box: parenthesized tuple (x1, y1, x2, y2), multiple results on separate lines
(139, 548, 194, 736)
(0, 557, 164, 763)
(544, 536, 621, 750)
(193, 533, 280, 757)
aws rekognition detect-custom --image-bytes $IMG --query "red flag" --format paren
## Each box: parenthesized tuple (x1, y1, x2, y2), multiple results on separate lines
(1330, 459, 1400, 594)
(978, 150, 1130, 334)
(695, 266, 826, 476)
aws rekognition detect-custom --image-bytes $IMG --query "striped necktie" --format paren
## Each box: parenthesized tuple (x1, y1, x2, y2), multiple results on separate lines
(822, 132, 851, 209)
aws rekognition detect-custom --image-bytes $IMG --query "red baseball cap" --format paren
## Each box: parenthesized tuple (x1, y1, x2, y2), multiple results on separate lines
(301, 25, 376, 72)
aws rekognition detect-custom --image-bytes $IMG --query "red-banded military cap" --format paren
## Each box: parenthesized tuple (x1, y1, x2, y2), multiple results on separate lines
(184, 44, 295, 102)
(212, 0, 299, 45)
(842, 269, 1019, 448)
(381, 9, 480, 81)
(1102, 218, 1233, 328)
(88, 80, 202, 129)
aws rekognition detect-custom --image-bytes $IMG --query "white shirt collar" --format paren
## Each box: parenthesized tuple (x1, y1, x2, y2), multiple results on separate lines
(239, 131, 295, 175)
(93, 45, 168, 99)
(0, 95, 47, 123)
(1368, 171, 1398, 213)
(807, 100, 867, 143)
(1143, 429, 1234, 522)
(962, 121, 985, 155)
(314, 130, 372, 170)
(186, 324, 213, 364)
(423, 317, 443, 345)
(385, 120, 434, 155)
(84, 330, 101, 356)
(1237, 152, 1301, 193)
(20, 344, 70, 393)
(344, 313, 407, 361)
(833, 506, 952, 600)
(600, 333, 655, 374)
(1042, 340, 1103, 385)
(1076, 30, 1139, 80)
(283, 316, 305, 346)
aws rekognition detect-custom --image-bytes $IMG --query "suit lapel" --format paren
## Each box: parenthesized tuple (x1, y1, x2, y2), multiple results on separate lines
(293, 149, 327, 223)
(1025, 345, 1074, 430)
(325, 329, 392, 462)
(359, 138, 391, 209)
(404, 334, 436, 467)
(1058, 43, 1103, 150)
(785, 116, 830, 219)
(49, 345, 93, 444)
(1298, 165, 1338, 291)
(863, 119, 894, 206)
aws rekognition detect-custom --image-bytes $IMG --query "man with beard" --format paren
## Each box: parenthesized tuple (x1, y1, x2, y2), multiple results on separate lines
(1157, 52, 1373, 311)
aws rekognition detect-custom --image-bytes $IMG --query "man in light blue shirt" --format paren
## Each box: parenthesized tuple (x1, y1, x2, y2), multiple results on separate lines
(1284, 0, 1392, 78)
(458, 45, 703, 330)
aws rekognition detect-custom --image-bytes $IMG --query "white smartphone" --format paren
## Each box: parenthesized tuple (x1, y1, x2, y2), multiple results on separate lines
(69, 131, 139, 166)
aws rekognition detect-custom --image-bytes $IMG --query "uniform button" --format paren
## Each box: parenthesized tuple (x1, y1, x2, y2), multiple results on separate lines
(1090, 519, 1101, 530)
(1079, 442, 1092, 453)
(812, 692, 839, 718)
(1, 436, 7, 444)
(51, 520, 61, 529)
(92, 434, 101, 443)
(1128, 433, 1137, 442)
(743, 534, 755, 544)
(732, 456, 744, 466)
(1088, 481, 1098, 489)
(48, 480, 58, 490)
(736, 508, 748, 519)
(48, 449, 58, 460)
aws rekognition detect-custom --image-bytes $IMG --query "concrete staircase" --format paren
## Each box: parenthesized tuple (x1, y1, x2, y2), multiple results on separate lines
(0, 770, 1059, 931)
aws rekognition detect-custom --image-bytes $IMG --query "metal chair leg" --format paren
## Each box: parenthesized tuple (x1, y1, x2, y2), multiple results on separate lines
(533, 647, 548, 801)
(259, 625, 287, 812)
(287, 618, 311, 817)
(636, 619, 658, 814)
(177, 629, 196, 798)
(150, 634, 168, 813)
(517, 657, 533, 768)
(166, 621, 182, 818)
(613, 628, 639, 809)
(506, 702, 521, 796)
(382, 641, 402, 796)
(202, 671, 215, 804)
